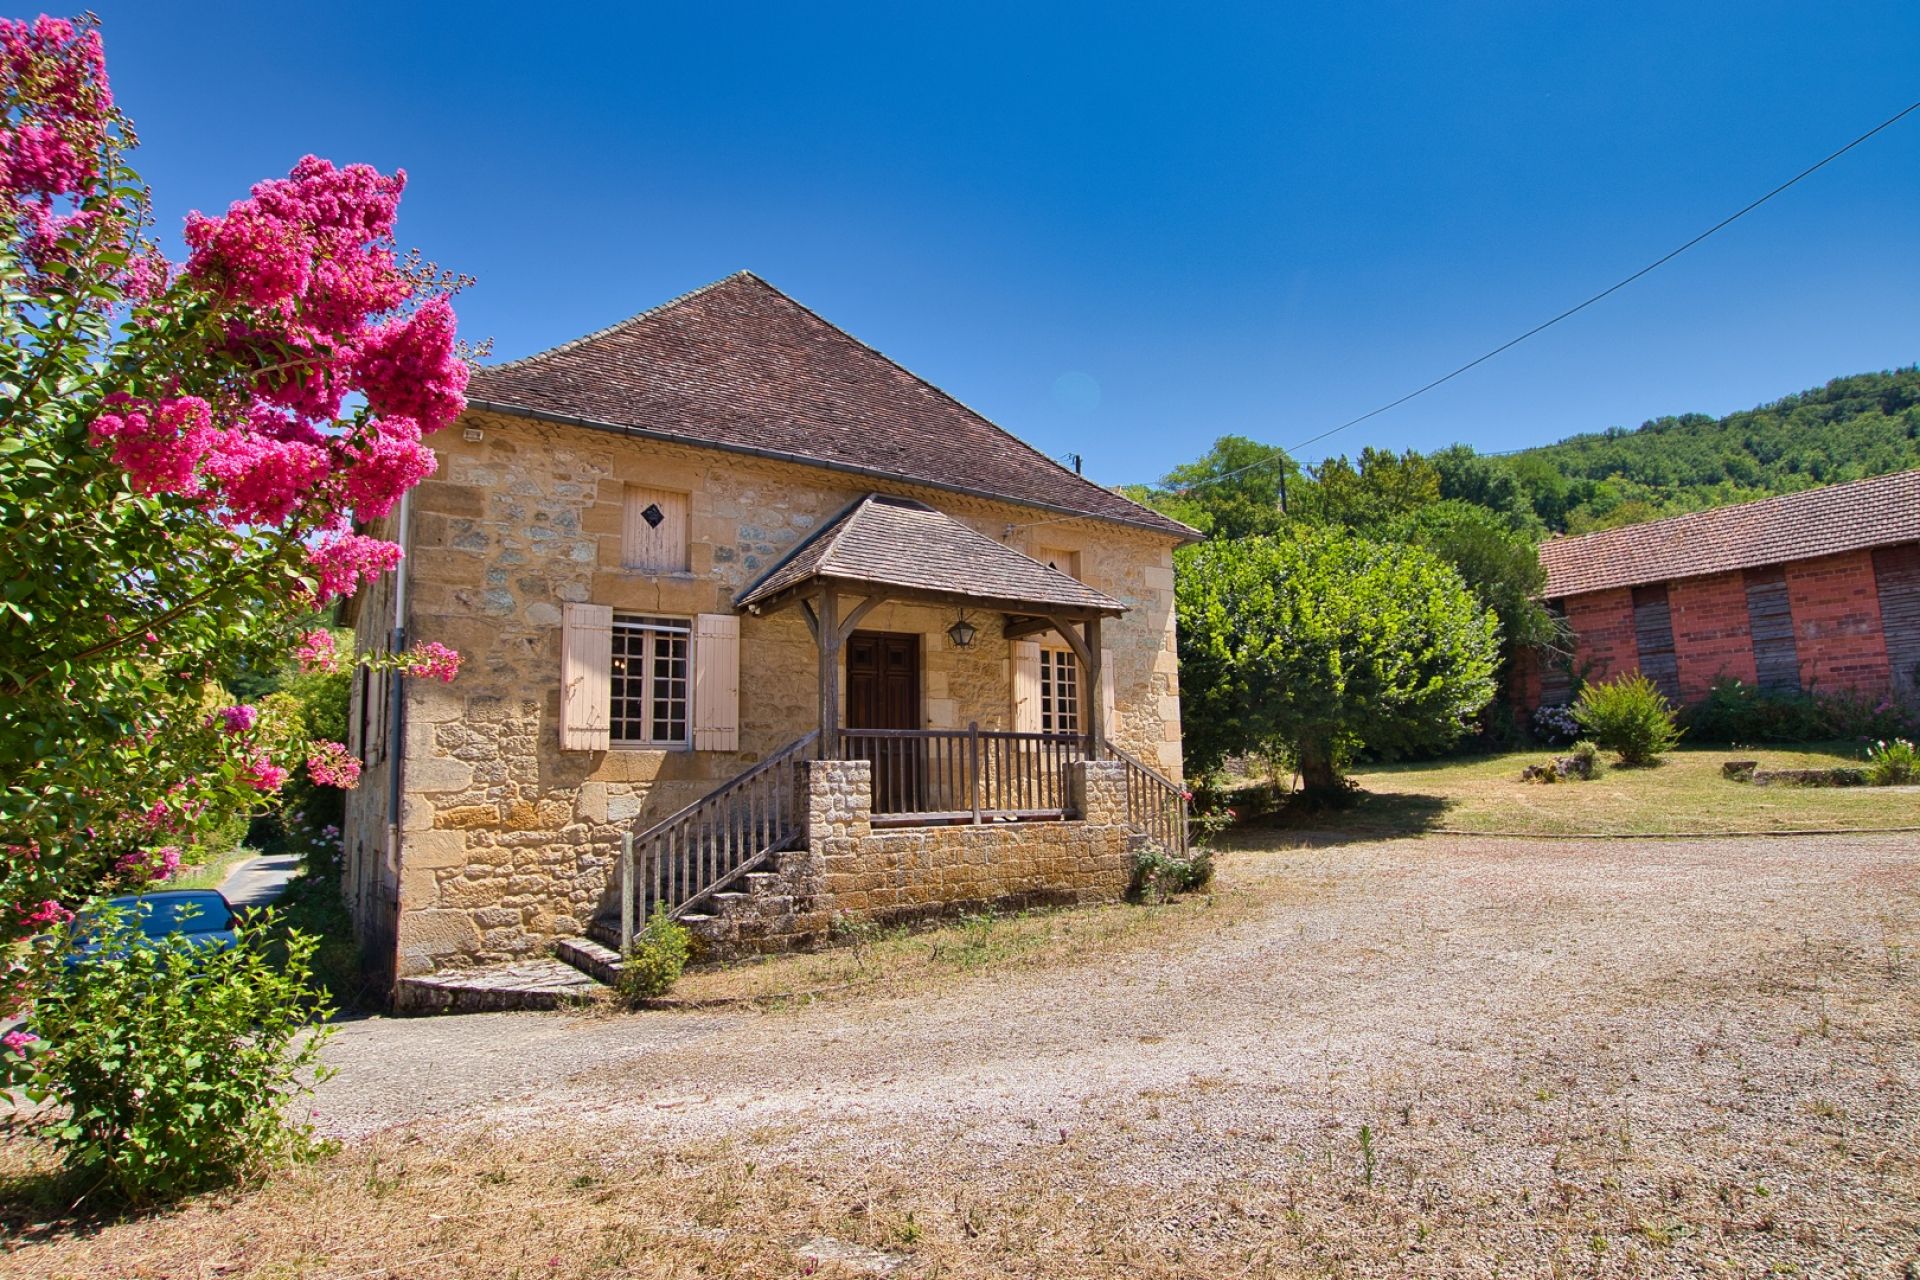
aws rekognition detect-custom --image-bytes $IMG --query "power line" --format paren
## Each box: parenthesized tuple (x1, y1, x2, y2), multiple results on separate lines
(1043, 97, 1920, 516)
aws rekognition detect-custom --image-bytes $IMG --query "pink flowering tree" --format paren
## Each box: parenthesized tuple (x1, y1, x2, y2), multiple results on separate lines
(0, 16, 466, 960)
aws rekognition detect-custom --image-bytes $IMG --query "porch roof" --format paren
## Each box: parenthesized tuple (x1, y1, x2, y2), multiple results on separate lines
(735, 494, 1127, 619)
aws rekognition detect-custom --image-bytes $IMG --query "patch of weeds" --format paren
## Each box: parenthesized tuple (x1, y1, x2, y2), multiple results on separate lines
(1129, 846, 1214, 904)
(617, 906, 691, 1002)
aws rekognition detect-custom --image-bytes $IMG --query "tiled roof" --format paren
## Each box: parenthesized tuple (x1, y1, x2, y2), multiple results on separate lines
(1540, 469, 1920, 599)
(467, 272, 1197, 542)
(737, 494, 1126, 616)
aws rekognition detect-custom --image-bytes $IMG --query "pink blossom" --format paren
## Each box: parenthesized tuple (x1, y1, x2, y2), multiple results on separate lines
(116, 844, 181, 884)
(183, 155, 407, 323)
(296, 628, 340, 674)
(403, 640, 462, 683)
(201, 425, 330, 525)
(354, 296, 468, 433)
(219, 704, 258, 735)
(2, 1029, 38, 1054)
(88, 395, 215, 495)
(243, 752, 288, 794)
(306, 533, 402, 602)
(306, 740, 362, 789)
(321, 823, 341, 840)
(19, 899, 72, 927)
(340, 415, 436, 519)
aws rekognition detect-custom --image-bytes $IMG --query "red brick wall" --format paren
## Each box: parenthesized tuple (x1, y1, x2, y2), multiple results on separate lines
(1562, 587, 1637, 683)
(1668, 571, 1757, 701)
(1784, 550, 1891, 693)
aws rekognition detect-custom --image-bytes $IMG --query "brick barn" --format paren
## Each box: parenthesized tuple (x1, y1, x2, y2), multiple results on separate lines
(1523, 469, 1920, 711)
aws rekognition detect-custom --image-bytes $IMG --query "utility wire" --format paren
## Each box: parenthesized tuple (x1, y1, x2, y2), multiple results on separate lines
(1015, 97, 1920, 526)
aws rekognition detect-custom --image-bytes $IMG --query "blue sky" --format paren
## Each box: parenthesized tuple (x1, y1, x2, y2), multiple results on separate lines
(93, 2, 1918, 485)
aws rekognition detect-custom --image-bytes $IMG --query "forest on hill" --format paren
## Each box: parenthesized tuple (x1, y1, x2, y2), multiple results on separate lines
(1128, 366, 1920, 742)
(1502, 365, 1920, 533)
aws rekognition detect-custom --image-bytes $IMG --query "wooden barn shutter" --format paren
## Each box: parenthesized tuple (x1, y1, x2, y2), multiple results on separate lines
(1744, 567, 1800, 693)
(692, 613, 741, 751)
(1874, 544, 1920, 699)
(560, 603, 612, 751)
(1011, 640, 1041, 732)
(623, 486, 690, 572)
(1098, 647, 1116, 741)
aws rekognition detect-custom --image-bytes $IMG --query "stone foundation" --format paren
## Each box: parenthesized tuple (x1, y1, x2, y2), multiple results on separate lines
(690, 757, 1143, 955)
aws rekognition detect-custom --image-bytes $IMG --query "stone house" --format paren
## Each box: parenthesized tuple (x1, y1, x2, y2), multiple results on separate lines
(340, 272, 1197, 994)
(1516, 469, 1920, 710)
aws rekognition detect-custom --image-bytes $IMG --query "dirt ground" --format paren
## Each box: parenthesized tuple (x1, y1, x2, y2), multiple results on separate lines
(7, 831, 1919, 1278)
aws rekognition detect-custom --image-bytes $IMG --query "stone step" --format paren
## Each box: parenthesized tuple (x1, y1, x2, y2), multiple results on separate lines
(392, 958, 608, 1016)
(554, 935, 624, 985)
(744, 871, 783, 895)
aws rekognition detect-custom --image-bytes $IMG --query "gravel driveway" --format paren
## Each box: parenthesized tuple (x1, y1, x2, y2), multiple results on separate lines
(313, 831, 1920, 1274)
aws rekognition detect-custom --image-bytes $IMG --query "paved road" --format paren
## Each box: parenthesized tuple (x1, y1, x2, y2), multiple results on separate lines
(219, 850, 303, 908)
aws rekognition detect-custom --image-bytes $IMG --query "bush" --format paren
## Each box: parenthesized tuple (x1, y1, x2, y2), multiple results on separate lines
(1, 908, 334, 1206)
(1129, 846, 1214, 904)
(1574, 674, 1682, 766)
(617, 906, 691, 1002)
(1866, 738, 1920, 786)
(1531, 702, 1580, 746)
(1684, 677, 1920, 745)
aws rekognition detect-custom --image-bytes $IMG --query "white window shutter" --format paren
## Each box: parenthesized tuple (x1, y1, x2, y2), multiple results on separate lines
(1098, 647, 1116, 743)
(692, 613, 741, 751)
(1011, 640, 1041, 733)
(560, 603, 612, 751)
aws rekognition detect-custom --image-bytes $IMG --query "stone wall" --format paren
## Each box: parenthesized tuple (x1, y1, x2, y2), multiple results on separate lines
(691, 758, 1141, 955)
(343, 409, 1184, 977)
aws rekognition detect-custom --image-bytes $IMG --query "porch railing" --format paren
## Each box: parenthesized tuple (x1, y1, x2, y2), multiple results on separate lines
(1106, 740, 1189, 857)
(621, 731, 818, 937)
(838, 725, 1086, 824)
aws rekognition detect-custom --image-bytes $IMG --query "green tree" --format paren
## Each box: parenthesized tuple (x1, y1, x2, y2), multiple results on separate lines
(1126, 434, 1297, 539)
(1389, 500, 1558, 654)
(1175, 527, 1501, 794)
(1296, 446, 1440, 531)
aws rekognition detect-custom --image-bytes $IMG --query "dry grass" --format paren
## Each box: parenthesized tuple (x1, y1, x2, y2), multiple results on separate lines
(6, 830, 1918, 1278)
(666, 884, 1268, 1006)
(1256, 743, 1920, 839)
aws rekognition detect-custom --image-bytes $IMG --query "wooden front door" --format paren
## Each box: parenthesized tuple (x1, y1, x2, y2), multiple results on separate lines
(846, 631, 921, 812)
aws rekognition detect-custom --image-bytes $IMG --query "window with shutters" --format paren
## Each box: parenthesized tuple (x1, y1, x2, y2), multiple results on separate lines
(1039, 647, 1081, 734)
(611, 614, 690, 746)
(622, 485, 690, 572)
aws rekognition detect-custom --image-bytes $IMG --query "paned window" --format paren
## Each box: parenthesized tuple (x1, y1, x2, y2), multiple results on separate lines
(1039, 647, 1081, 734)
(612, 614, 690, 745)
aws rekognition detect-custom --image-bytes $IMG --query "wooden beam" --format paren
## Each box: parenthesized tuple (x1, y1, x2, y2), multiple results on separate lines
(817, 587, 841, 758)
(1044, 615, 1095, 669)
(836, 594, 888, 645)
(1084, 615, 1105, 759)
(1002, 616, 1058, 641)
(798, 598, 820, 643)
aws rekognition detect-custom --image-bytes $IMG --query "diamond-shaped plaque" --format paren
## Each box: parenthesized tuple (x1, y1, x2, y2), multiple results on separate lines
(640, 502, 665, 529)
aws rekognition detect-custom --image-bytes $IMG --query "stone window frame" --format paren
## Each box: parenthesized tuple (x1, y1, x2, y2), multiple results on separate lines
(1038, 646, 1082, 735)
(611, 613, 692, 748)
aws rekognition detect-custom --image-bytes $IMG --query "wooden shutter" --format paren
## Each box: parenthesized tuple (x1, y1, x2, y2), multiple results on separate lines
(1744, 567, 1800, 693)
(560, 603, 612, 751)
(1098, 647, 1116, 740)
(1011, 640, 1041, 732)
(622, 486, 690, 572)
(692, 613, 741, 751)
(1874, 545, 1920, 698)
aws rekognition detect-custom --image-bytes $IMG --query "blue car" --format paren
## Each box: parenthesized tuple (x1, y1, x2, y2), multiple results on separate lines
(65, 889, 241, 966)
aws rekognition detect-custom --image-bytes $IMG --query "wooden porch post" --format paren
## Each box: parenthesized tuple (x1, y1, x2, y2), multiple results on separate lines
(1084, 615, 1105, 759)
(817, 587, 842, 758)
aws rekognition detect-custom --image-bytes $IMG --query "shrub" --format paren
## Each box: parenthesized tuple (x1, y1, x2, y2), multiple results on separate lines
(1531, 702, 1580, 746)
(1574, 674, 1682, 766)
(618, 905, 691, 1002)
(1865, 738, 1920, 786)
(1, 907, 334, 1206)
(1684, 677, 1920, 745)
(1129, 846, 1213, 904)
